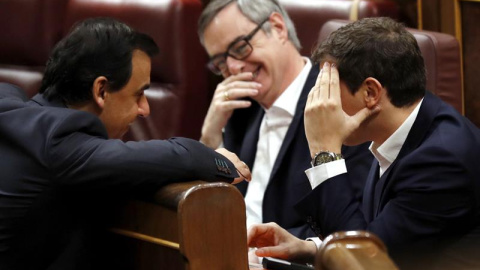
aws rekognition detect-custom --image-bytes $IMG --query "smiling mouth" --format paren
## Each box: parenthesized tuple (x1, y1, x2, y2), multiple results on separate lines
(252, 66, 261, 79)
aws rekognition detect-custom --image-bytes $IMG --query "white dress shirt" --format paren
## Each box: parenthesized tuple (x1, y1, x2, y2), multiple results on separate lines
(245, 58, 312, 228)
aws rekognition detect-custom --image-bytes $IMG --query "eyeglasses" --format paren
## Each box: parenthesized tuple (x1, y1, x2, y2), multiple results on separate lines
(207, 16, 270, 75)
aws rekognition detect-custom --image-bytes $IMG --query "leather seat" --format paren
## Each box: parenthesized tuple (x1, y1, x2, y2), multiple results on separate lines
(0, 0, 68, 97)
(281, 0, 402, 56)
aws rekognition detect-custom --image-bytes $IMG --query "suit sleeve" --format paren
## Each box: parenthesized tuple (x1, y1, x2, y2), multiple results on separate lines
(46, 111, 238, 193)
(296, 143, 476, 249)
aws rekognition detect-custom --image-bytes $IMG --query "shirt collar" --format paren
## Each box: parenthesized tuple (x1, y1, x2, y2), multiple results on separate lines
(369, 98, 424, 176)
(267, 57, 312, 117)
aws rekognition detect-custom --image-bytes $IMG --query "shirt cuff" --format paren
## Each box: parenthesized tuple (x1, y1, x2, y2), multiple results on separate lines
(305, 159, 347, 189)
(306, 237, 322, 250)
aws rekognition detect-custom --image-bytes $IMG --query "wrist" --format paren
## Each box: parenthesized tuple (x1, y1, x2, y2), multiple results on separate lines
(311, 150, 343, 167)
(200, 134, 221, 149)
(309, 145, 342, 159)
(301, 240, 317, 261)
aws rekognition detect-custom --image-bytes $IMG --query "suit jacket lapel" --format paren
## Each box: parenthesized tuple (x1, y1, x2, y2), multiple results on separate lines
(236, 108, 264, 195)
(372, 92, 440, 216)
(269, 65, 319, 181)
(363, 161, 379, 222)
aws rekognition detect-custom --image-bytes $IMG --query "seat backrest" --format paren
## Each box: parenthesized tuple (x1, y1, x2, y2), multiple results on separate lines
(281, 0, 402, 56)
(316, 231, 399, 270)
(318, 20, 463, 113)
(0, 0, 68, 97)
(65, 0, 210, 140)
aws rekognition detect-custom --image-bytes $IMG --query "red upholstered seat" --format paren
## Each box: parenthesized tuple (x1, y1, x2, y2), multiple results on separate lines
(0, 0, 68, 97)
(281, 0, 402, 56)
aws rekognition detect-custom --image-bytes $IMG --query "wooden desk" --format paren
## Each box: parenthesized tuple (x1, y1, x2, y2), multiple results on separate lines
(108, 181, 250, 270)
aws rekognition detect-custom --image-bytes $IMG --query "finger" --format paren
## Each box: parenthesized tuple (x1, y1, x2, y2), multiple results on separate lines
(330, 63, 341, 101)
(223, 88, 259, 101)
(320, 62, 331, 100)
(237, 161, 251, 182)
(255, 246, 289, 259)
(247, 223, 275, 246)
(224, 90, 230, 101)
(231, 176, 243, 185)
(247, 225, 264, 246)
(350, 106, 381, 128)
(232, 168, 250, 184)
(223, 72, 255, 84)
(219, 100, 252, 111)
(309, 66, 323, 106)
(226, 80, 262, 90)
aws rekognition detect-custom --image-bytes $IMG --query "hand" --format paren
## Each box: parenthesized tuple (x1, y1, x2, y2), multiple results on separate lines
(247, 223, 317, 262)
(304, 62, 379, 157)
(215, 148, 251, 184)
(200, 72, 260, 149)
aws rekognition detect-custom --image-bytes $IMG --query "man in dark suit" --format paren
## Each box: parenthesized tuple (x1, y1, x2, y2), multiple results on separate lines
(247, 17, 480, 268)
(197, 0, 372, 239)
(0, 18, 250, 270)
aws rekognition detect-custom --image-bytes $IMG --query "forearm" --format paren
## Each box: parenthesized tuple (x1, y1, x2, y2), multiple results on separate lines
(199, 124, 223, 149)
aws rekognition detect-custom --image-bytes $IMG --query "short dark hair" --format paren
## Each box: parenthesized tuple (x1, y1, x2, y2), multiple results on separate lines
(40, 17, 159, 105)
(312, 17, 426, 107)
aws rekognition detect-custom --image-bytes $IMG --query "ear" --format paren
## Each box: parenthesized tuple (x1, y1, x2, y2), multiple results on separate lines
(362, 77, 383, 109)
(92, 76, 108, 109)
(268, 12, 288, 42)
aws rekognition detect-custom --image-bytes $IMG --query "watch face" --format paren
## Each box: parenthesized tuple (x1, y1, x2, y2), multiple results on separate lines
(313, 151, 335, 166)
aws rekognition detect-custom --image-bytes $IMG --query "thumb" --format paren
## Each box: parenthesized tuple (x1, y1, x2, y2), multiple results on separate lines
(351, 105, 380, 127)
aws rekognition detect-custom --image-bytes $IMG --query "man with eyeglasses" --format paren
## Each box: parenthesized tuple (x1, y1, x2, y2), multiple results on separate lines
(197, 0, 373, 240)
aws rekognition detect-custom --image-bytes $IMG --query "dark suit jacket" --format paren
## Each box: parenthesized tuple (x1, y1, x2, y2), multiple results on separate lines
(0, 84, 238, 270)
(296, 92, 480, 268)
(224, 64, 373, 238)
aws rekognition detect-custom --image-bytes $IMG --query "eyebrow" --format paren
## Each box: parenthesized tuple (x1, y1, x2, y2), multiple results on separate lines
(136, 84, 150, 95)
(209, 34, 248, 59)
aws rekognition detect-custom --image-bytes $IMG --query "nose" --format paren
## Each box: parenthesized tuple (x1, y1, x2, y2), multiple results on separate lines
(138, 94, 150, 118)
(226, 56, 245, 75)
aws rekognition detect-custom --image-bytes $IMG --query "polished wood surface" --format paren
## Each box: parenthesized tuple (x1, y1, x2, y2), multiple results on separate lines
(315, 231, 398, 270)
(109, 181, 249, 270)
(458, 0, 480, 127)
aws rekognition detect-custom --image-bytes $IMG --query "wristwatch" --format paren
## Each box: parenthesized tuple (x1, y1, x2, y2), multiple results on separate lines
(311, 151, 343, 167)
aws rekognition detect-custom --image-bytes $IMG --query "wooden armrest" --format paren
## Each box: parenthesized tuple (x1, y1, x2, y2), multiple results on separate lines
(315, 231, 398, 270)
(110, 181, 249, 270)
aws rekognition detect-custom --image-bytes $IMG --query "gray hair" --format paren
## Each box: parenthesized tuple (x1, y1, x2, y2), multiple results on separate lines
(198, 0, 301, 51)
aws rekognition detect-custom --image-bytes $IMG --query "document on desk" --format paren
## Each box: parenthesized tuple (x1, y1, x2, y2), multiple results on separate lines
(249, 262, 264, 268)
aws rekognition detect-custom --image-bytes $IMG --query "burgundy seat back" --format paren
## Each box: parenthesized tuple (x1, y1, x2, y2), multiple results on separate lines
(0, 0, 68, 97)
(318, 20, 463, 113)
(281, 0, 401, 56)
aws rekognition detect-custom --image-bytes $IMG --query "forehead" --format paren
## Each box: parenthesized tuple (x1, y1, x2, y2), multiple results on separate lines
(203, 3, 258, 56)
